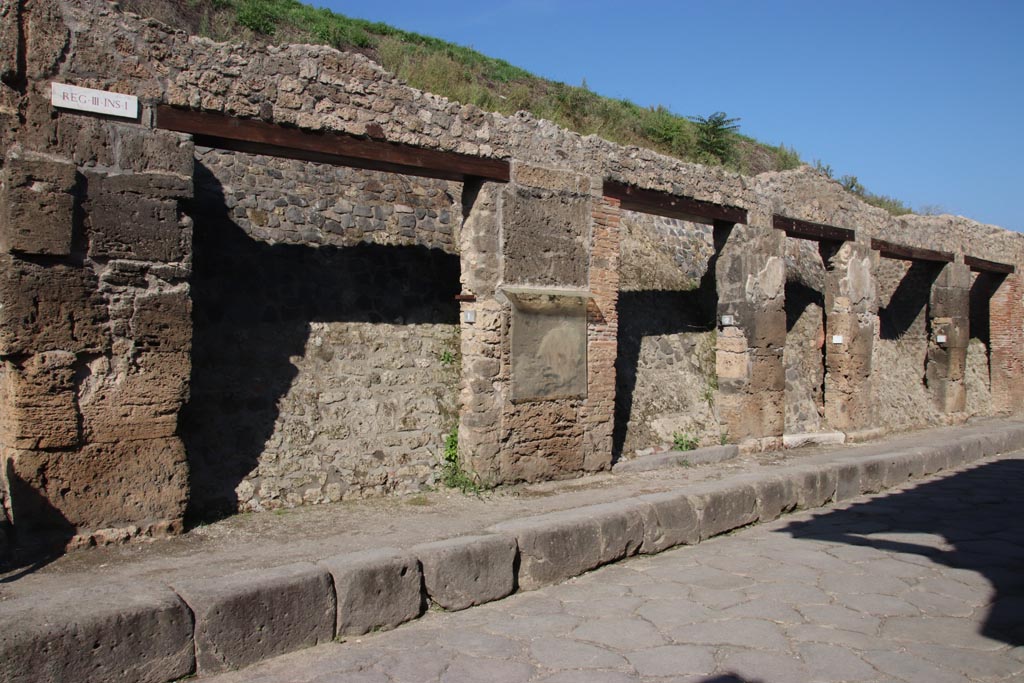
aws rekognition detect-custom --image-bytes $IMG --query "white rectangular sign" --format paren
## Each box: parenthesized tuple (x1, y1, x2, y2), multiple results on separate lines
(51, 82, 138, 119)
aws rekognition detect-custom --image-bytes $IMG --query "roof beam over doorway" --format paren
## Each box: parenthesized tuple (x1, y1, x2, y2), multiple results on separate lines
(772, 215, 855, 243)
(965, 255, 1015, 274)
(156, 106, 511, 183)
(870, 238, 954, 263)
(603, 180, 748, 225)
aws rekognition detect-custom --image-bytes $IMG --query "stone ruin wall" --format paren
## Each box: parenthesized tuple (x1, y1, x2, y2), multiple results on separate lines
(0, 0, 1022, 553)
(185, 149, 462, 515)
(615, 211, 719, 457)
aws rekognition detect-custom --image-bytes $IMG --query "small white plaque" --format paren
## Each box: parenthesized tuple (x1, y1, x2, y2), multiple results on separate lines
(51, 82, 138, 119)
(463, 310, 476, 324)
(831, 335, 844, 344)
(720, 314, 735, 327)
(936, 334, 947, 344)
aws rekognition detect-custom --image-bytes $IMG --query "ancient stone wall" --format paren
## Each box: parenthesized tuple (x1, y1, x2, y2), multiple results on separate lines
(184, 149, 461, 515)
(614, 210, 719, 456)
(0, 0, 1022, 551)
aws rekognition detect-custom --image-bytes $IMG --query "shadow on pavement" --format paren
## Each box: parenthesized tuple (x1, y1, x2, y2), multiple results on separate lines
(782, 457, 1024, 646)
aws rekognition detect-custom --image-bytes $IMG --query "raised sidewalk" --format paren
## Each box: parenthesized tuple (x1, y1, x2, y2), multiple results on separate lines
(3, 418, 1024, 682)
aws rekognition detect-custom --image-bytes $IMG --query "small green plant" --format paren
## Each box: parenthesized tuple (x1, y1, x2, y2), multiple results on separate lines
(720, 431, 729, 446)
(439, 350, 456, 366)
(440, 427, 486, 494)
(672, 432, 699, 452)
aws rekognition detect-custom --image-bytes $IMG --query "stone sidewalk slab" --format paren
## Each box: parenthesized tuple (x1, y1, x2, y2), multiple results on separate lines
(2, 418, 1023, 681)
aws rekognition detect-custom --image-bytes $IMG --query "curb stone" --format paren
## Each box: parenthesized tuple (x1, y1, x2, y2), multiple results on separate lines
(0, 582, 193, 683)
(414, 534, 517, 610)
(319, 547, 423, 636)
(2, 421, 1024, 681)
(171, 562, 335, 675)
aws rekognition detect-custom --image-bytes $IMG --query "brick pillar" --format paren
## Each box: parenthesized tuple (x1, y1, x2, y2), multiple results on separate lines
(926, 262, 970, 413)
(822, 241, 878, 431)
(990, 272, 1024, 414)
(715, 223, 786, 445)
(580, 196, 621, 471)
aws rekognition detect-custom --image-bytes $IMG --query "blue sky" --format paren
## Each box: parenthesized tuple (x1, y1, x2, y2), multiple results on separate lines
(318, 1, 1024, 232)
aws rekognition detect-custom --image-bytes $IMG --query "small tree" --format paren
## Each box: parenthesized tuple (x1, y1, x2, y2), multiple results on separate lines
(689, 111, 740, 164)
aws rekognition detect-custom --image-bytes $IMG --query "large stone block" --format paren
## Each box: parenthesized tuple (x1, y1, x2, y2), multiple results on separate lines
(489, 500, 644, 590)
(0, 582, 194, 683)
(784, 465, 838, 509)
(413, 534, 517, 611)
(6, 437, 188, 532)
(687, 481, 758, 540)
(634, 490, 700, 553)
(172, 562, 335, 675)
(747, 473, 798, 522)
(503, 185, 589, 287)
(130, 288, 192, 352)
(114, 129, 195, 177)
(319, 548, 423, 636)
(833, 461, 863, 501)
(0, 351, 80, 449)
(1, 156, 77, 256)
(79, 351, 190, 443)
(86, 187, 188, 261)
(0, 255, 108, 355)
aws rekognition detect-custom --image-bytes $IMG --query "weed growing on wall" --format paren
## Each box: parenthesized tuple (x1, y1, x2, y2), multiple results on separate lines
(672, 432, 699, 451)
(440, 427, 487, 494)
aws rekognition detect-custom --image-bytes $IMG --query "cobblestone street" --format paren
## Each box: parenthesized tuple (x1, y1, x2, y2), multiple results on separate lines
(200, 454, 1024, 682)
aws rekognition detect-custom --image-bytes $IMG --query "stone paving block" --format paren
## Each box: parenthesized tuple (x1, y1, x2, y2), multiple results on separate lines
(489, 501, 644, 591)
(880, 449, 925, 488)
(686, 481, 758, 541)
(747, 473, 798, 521)
(489, 513, 601, 591)
(832, 461, 862, 501)
(414, 534, 516, 611)
(859, 455, 887, 494)
(634, 490, 700, 553)
(780, 465, 837, 510)
(319, 548, 423, 636)
(172, 562, 335, 675)
(0, 582, 193, 683)
(919, 445, 953, 475)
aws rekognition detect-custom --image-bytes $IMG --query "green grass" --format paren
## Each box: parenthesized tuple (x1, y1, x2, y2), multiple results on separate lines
(129, 0, 916, 214)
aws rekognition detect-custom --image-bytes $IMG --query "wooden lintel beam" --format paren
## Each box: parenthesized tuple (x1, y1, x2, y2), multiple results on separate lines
(870, 238, 953, 264)
(156, 105, 510, 183)
(965, 255, 1015, 274)
(772, 215, 855, 243)
(603, 180, 747, 225)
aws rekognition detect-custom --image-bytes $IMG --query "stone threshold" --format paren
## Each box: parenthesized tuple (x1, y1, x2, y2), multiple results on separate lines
(3, 421, 1024, 682)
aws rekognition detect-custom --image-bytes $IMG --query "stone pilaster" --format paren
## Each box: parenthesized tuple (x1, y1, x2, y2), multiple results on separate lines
(458, 181, 504, 482)
(822, 241, 878, 431)
(580, 196, 621, 472)
(715, 223, 786, 444)
(926, 262, 970, 414)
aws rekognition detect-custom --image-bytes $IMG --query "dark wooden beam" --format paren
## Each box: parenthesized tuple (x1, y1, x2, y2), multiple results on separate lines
(965, 255, 1016, 274)
(156, 105, 510, 183)
(603, 180, 747, 225)
(772, 215, 855, 242)
(870, 238, 953, 264)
